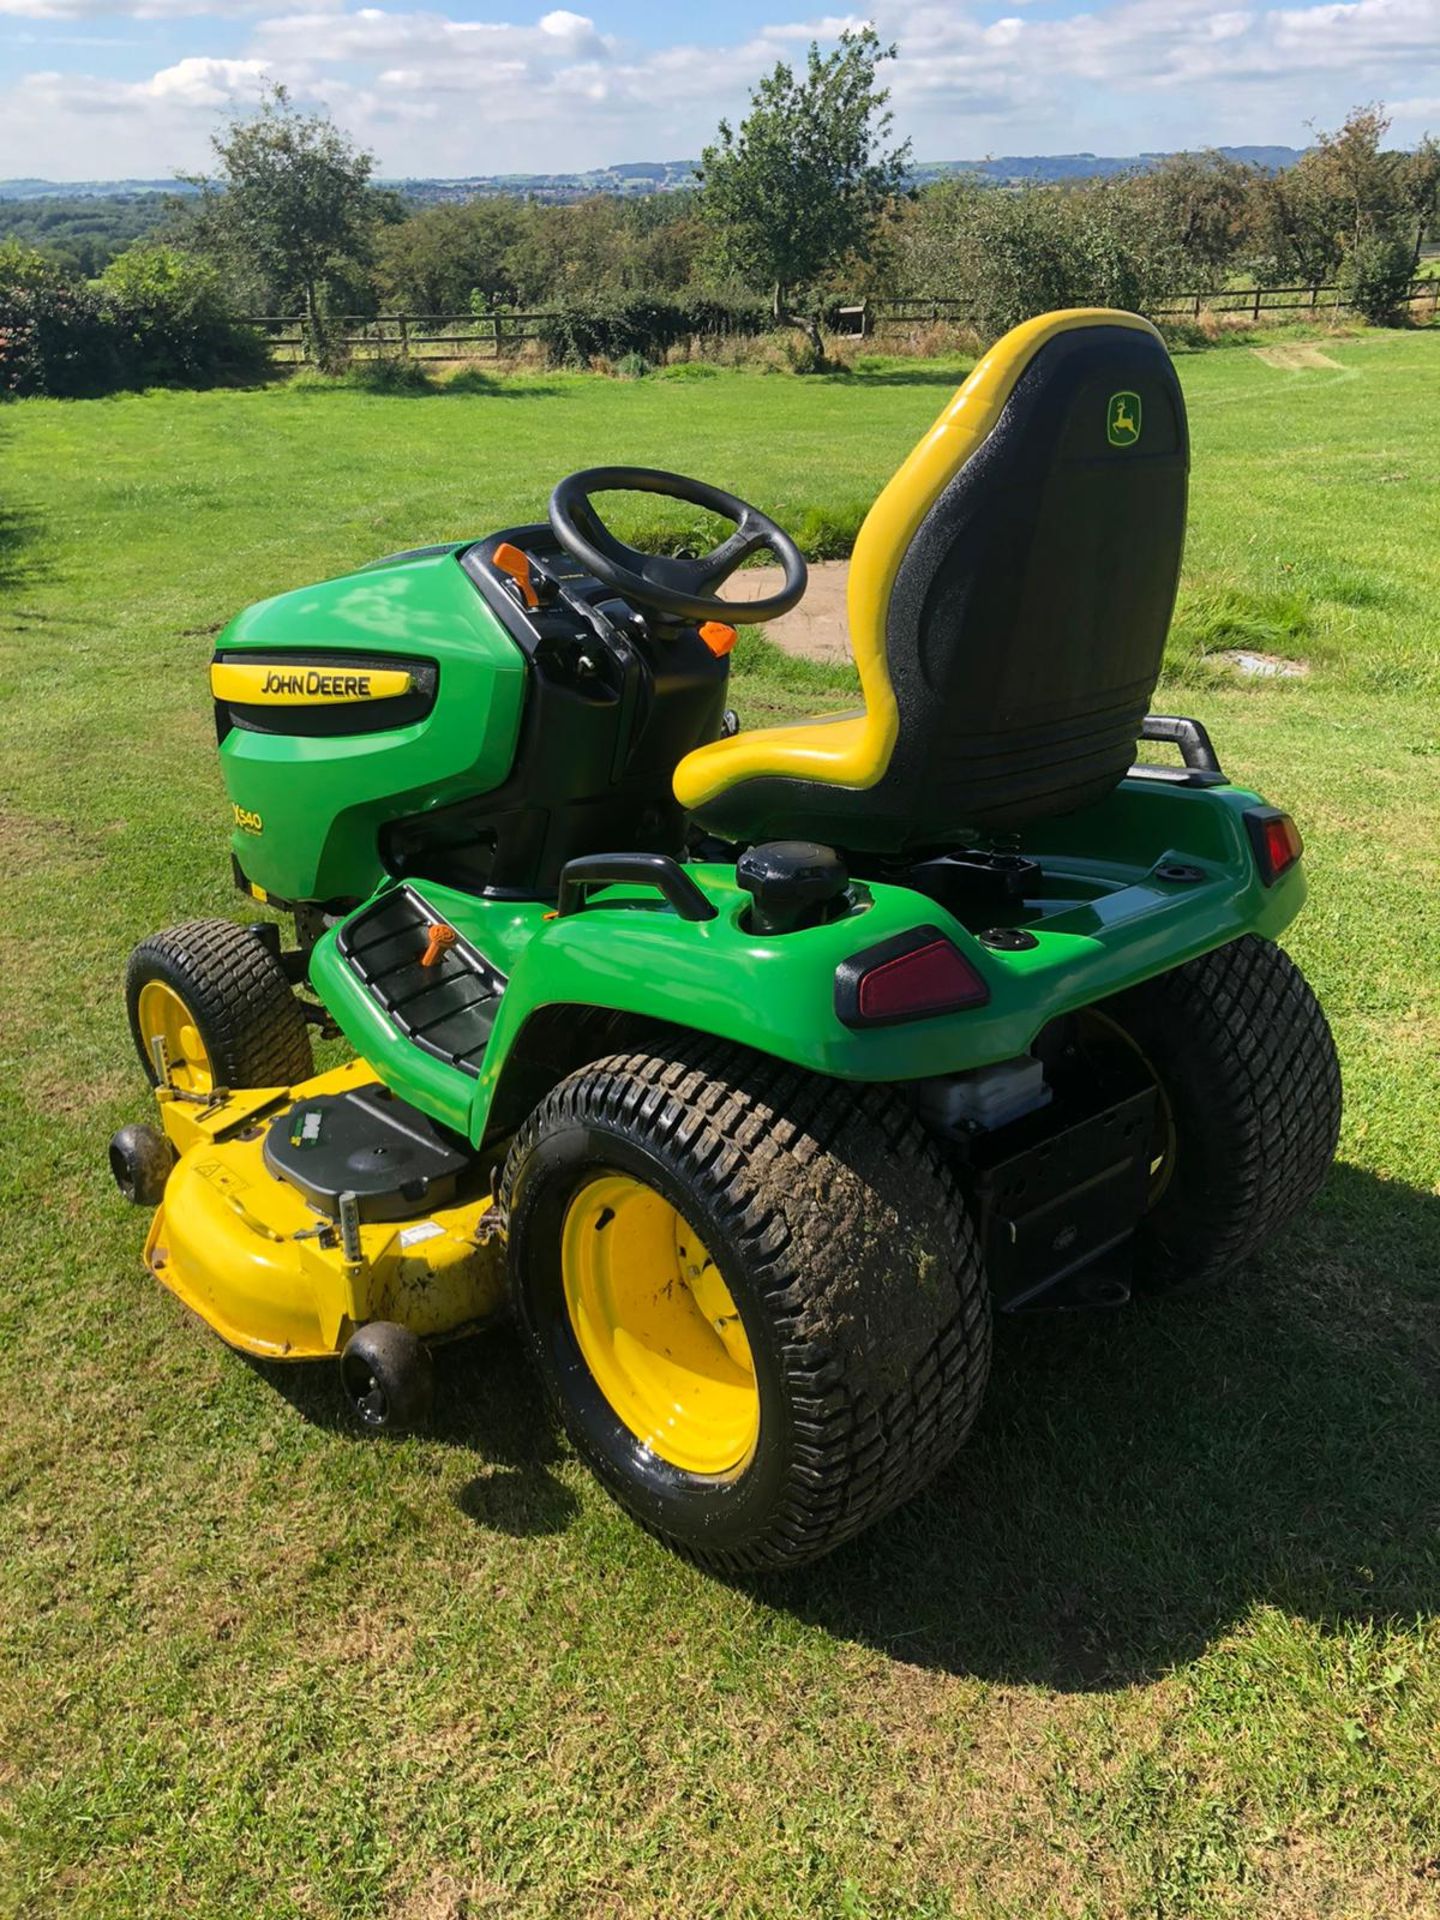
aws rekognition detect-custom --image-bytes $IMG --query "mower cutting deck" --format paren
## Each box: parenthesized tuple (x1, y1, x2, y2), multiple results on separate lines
(112, 308, 1341, 1571)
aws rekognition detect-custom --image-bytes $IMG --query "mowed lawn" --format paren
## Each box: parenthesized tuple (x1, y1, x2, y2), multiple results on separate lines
(2, 331, 1439, 1920)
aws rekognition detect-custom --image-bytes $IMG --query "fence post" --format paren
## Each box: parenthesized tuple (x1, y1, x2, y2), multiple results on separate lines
(1253, 286, 1263, 321)
(397, 314, 409, 358)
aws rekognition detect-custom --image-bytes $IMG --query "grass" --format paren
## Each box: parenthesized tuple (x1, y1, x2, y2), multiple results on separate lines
(2, 330, 1440, 1919)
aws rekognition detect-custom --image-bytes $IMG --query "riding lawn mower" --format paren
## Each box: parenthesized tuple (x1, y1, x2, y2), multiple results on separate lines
(110, 308, 1342, 1572)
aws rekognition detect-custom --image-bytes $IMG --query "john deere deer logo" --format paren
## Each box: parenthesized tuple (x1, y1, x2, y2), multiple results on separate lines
(1108, 391, 1142, 447)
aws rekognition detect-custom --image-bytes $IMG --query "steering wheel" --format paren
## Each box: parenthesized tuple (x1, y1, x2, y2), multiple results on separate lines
(548, 466, 808, 624)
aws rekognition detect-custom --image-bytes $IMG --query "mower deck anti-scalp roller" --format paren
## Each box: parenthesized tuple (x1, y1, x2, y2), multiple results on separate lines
(112, 308, 1341, 1569)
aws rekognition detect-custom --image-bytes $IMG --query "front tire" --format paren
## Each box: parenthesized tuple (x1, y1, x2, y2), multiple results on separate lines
(501, 1038, 991, 1573)
(1096, 933, 1341, 1289)
(125, 919, 313, 1094)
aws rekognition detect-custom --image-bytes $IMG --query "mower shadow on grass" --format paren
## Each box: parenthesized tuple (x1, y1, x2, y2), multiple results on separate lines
(277, 367, 566, 401)
(754, 1159, 1440, 1692)
(249, 1325, 582, 1538)
(234, 1160, 1437, 1680)
(0, 420, 53, 596)
(837, 365, 979, 389)
(0, 500, 50, 596)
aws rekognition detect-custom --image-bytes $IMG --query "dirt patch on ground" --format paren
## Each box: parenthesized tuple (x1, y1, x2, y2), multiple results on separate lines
(1252, 343, 1343, 371)
(1226, 649, 1310, 679)
(720, 560, 852, 662)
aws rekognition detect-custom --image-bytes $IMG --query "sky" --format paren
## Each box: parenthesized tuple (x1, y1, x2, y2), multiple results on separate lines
(0, 0, 1437, 183)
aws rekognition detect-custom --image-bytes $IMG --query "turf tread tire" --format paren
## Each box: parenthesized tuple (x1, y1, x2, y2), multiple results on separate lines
(501, 1035, 992, 1574)
(1101, 934, 1340, 1289)
(126, 919, 313, 1090)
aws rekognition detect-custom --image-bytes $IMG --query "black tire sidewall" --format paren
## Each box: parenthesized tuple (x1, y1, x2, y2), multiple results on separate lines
(507, 1116, 800, 1554)
(1099, 934, 1340, 1289)
(125, 920, 312, 1090)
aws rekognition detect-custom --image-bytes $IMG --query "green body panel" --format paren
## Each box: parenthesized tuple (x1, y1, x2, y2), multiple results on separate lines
(216, 547, 527, 903)
(308, 775, 1305, 1148)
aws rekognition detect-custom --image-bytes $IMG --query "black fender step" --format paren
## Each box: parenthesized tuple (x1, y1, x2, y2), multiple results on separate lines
(336, 885, 506, 1078)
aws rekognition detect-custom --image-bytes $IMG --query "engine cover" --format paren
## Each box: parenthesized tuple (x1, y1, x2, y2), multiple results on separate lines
(213, 545, 527, 905)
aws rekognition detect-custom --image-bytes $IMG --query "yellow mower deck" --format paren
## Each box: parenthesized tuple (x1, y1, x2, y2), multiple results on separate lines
(146, 1061, 505, 1360)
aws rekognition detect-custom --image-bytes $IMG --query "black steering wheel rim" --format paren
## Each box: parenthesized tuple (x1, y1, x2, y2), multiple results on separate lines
(548, 465, 808, 624)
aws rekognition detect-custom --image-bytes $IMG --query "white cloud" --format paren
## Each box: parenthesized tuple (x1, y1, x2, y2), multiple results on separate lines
(0, 0, 1437, 179)
(17, 52, 269, 108)
(147, 52, 268, 98)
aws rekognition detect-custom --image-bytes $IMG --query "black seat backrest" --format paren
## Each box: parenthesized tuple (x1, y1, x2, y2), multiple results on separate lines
(880, 321, 1189, 840)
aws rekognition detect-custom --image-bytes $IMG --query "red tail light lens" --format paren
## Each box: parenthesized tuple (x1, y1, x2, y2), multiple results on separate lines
(835, 927, 990, 1029)
(1244, 807, 1304, 885)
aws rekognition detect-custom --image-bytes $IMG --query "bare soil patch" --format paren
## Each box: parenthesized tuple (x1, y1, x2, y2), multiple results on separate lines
(721, 560, 852, 662)
(1252, 343, 1343, 371)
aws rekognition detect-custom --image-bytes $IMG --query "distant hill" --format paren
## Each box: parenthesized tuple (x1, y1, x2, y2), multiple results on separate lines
(0, 178, 197, 201)
(0, 146, 1309, 208)
(0, 187, 186, 273)
(914, 146, 1306, 186)
(374, 161, 700, 204)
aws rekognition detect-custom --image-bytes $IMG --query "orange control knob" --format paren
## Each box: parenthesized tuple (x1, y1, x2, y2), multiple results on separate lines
(420, 922, 458, 968)
(699, 620, 738, 656)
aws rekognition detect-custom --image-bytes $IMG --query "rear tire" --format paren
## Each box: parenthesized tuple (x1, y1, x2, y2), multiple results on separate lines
(502, 1037, 992, 1573)
(125, 920, 313, 1093)
(1097, 934, 1341, 1289)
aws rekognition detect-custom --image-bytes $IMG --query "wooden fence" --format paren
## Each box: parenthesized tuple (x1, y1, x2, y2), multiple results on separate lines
(840, 278, 1440, 336)
(251, 277, 1440, 362)
(252, 310, 554, 364)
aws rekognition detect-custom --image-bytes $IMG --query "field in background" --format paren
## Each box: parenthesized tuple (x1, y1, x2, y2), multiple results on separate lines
(2, 331, 1439, 1919)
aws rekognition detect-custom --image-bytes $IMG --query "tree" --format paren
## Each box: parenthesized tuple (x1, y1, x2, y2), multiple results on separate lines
(697, 27, 910, 364)
(1397, 136, 1440, 269)
(182, 85, 386, 363)
(1248, 160, 1346, 288)
(1249, 106, 1434, 319)
(99, 243, 261, 383)
(375, 198, 528, 312)
(890, 176, 1189, 340)
(1306, 106, 1405, 252)
(1128, 152, 1257, 289)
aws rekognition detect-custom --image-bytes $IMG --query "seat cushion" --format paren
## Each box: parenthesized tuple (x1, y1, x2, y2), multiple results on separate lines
(673, 712, 879, 812)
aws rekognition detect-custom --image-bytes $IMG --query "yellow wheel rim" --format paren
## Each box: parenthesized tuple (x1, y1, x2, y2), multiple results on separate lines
(561, 1173, 759, 1477)
(136, 979, 215, 1096)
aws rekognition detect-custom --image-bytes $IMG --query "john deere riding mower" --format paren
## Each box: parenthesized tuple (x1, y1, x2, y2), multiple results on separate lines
(111, 309, 1341, 1570)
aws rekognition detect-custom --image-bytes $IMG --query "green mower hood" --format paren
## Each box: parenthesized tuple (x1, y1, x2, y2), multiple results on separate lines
(211, 546, 527, 904)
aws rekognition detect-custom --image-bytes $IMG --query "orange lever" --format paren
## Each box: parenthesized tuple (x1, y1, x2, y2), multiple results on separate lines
(699, 620, 738, 657)
(420, 923, 457, 968)
(492, 540, 539, 610)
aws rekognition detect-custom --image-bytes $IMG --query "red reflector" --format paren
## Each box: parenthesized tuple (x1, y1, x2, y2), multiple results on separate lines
(1245, 807, 1304, 885)
(857, 939, 988, 1022)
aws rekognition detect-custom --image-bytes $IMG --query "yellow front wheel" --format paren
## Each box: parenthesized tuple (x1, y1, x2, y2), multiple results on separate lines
(135, 978, 216, 1095)
(125, 920, 313, 1093)
(503, 1039, 991, 1573)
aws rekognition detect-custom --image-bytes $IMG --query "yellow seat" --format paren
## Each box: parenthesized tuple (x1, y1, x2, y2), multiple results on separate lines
(673, 307, 1188, 853)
